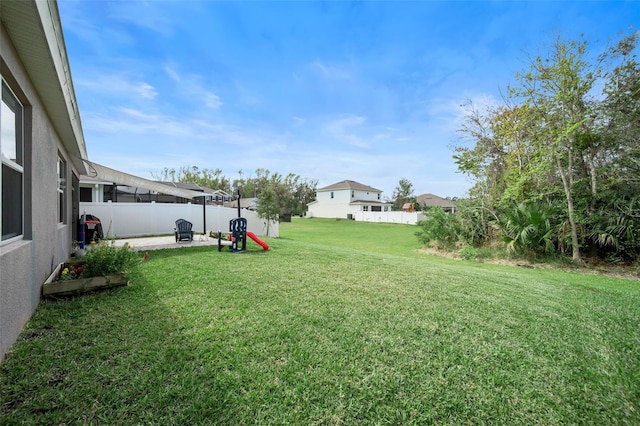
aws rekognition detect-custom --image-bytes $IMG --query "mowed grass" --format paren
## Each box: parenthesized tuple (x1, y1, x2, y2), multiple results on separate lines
(1, 218, 639, 425)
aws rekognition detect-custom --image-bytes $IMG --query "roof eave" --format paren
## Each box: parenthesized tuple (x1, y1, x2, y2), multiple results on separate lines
(2, 0, 88, 173)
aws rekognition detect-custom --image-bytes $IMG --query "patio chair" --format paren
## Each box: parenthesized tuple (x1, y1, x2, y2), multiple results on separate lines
(174, 219, 194, 243)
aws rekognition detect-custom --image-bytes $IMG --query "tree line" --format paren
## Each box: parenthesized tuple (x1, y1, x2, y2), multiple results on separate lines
(418, 30, 639, 265)
(152, 166, 318, 219)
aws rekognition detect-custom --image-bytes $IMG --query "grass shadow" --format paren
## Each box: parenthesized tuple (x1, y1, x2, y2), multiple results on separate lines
(0, 262, 247, 424)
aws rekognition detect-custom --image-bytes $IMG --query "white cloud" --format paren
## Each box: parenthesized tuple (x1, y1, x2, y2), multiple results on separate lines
(164, 65, 223, 110)
(164, 66, 181, 83)
(105, 2, 177, 37)
(86, 108, 193, 138)
(291, 116, 306, 125)
(78, 74, 158, 100)
(85, 105, 291, 159)
(134, 82, 158, 100)
(233, 80, 262, 106)
(118, 108, 158, 121)
(310, 59, 352, 80)
(203, 93, 223, 109)
(323, 114, 370, 149)
(325, 115, 371, 149)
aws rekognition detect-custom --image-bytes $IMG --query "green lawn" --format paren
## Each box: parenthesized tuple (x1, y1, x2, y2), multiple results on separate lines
(1, 218, 639, 424)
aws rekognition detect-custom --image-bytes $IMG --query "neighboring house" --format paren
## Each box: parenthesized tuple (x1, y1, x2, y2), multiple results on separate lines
(307, 180, 392, 219)
(200, 187, 232, 205)
(416, 193, 458, 213)
(1, 1, 89, 360)
(79, 175, 113, 203)
(226, 197, 258, 211)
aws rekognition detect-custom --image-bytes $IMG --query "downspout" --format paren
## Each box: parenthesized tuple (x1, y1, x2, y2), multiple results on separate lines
(202, 196, 206, 235)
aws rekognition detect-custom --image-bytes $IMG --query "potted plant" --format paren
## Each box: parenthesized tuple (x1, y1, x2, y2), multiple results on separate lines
(43, 241, 140, 297)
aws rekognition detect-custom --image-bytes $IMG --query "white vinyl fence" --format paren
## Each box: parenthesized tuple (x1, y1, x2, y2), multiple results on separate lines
(354, 211, 426, 225)
(79, 202, 278, 238)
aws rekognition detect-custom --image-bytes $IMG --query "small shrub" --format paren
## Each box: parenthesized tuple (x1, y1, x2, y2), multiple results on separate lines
(459, 246, 478, 261)
(499, 201, 558, 255)
(415, 207, 459, 249)
(82, 241, 140, 277)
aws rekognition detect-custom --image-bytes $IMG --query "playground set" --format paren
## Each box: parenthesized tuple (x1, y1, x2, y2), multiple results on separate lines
(217, 217, 269, 253)
(216, 191, 269, 253)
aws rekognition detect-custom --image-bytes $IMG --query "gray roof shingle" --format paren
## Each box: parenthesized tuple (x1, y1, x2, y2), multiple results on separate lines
(318, 180, 382, 193)
(416, 193, 457, 208)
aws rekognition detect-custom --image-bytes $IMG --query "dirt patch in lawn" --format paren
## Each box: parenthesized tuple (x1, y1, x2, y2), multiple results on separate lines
(417, 247, 640, 281)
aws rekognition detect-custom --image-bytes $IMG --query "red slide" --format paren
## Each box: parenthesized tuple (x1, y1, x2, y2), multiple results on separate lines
(246, 231, 269, 251)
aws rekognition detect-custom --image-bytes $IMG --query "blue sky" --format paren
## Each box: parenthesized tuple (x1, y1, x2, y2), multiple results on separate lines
(58, 1, 638, 199)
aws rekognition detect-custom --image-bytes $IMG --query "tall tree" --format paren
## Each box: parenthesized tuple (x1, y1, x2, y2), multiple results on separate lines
(602, 32, 640, 188)
(293, 178, 318, 216)
(391, 178, 415, 211)
(256, 185, 278, 236)
(593, 31, 640, 258)
(507, 37, 599, 262)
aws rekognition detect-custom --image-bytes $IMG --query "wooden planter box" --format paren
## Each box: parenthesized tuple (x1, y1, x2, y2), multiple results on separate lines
(43, 262, 128, 297)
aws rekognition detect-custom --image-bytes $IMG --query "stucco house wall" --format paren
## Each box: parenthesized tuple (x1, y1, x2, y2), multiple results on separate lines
(309, 188, 353, 218)
(1, 1, 87, 360)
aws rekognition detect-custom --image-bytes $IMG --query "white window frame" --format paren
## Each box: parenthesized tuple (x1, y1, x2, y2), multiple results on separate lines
(57, 154, 67, 224)
(1, 78, 24, 243)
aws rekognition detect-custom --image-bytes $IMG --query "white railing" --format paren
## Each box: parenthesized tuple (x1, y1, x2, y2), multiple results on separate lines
(354, 211, 425, 225)
(79, 202, 279, 238)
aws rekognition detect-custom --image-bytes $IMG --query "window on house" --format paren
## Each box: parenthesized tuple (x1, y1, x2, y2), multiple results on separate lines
(1, 80, 24, 242)
(80, 187, 92, 202)
(351, 191, 354, 198)
(330, 191, 334, 199)
(377, 193, 380, 200)
(363, 206, 369, 212)
(57, 155, 67, 223)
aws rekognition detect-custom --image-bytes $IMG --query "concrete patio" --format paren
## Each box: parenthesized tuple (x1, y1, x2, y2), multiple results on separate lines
(111, 234, 225, 251)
